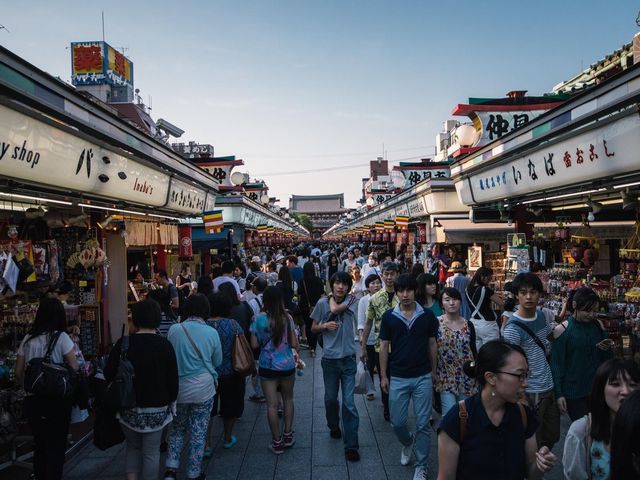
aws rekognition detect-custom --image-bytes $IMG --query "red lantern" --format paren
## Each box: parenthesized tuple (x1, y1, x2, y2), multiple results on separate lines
(390, 231, 397, 242)
(382, 232, 389, 242)
(179, 226, 193, 259)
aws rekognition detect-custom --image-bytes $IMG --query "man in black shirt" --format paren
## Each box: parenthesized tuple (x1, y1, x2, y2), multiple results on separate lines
(379, 274, 438, 480)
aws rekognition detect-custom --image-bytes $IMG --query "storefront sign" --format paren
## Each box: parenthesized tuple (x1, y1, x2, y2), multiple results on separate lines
(407, 196, 428, 218)
(401, 168, 449, 188)
(179, 226, 193, 258)
(457, 113, 640, 205)
(166, 178, 207, 214)
(418, 223, 427, 243)
(472, 111, 547, 145)
(0, 104, 172, 206)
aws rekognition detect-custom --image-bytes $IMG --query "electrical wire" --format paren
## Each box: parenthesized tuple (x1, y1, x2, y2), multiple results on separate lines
(254, 154, 430, 177)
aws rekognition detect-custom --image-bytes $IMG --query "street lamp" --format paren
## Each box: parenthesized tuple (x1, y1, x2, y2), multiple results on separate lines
(455, 124, 479, 147)
(230, 171, 245, 186)
(366, 197, 374, 207)
(260, 194, 270, 205)
(390, 170, 406, 190)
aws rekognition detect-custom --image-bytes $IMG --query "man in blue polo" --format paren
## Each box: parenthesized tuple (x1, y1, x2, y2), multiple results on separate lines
(379, 273, 438, 480)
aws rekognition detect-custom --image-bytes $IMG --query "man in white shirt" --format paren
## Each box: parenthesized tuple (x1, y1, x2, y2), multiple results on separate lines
(213, 261, 241, 298)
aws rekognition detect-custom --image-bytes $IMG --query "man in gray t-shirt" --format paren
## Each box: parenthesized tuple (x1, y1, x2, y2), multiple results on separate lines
(311, 271, 360, 462)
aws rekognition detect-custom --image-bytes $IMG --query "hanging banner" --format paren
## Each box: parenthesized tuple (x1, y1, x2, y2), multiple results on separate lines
(179, 226, 193, 259)
(418, 223, 427, 243)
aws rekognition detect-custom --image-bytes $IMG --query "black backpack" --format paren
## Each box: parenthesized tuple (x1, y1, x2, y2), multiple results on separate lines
(24, 331, 77, 400)
(103, 336, 136, 411)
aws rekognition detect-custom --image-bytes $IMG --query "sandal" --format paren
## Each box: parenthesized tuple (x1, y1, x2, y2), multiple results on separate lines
(203, 447, 213, 459)
(163, 469, 177, 480)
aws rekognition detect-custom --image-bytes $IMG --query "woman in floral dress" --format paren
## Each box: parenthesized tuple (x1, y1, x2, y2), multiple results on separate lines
(435, 287, 478, 417)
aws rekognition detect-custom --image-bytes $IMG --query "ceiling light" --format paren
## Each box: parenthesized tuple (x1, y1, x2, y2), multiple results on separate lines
(613, 181, 640, 189)
(521, 188, 606, 205)
(587, 211, 595, 222)
(78, 203, 142, 215)
(0, 192, 72, 205)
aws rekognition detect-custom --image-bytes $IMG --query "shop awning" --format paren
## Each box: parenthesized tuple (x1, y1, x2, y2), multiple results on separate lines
(192, 227, 229, 242)
(436, 220, 514, 243)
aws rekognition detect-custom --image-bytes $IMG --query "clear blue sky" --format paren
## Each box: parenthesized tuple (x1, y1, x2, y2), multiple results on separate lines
(1, 1, 638, 207)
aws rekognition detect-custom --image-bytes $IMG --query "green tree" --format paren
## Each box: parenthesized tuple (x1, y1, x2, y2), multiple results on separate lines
(291, 212, 313, 231)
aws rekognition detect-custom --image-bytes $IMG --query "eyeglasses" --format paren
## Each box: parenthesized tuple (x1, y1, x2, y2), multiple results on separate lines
(497, 371, 529, 382)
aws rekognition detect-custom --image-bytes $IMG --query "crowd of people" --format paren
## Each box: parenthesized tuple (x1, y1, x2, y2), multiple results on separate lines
(11, 241, 640, 480)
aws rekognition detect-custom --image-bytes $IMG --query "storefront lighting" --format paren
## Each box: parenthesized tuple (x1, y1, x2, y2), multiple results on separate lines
(78, 203, 142, 215)
(551, 198, 623, 211)
(587, 211, 595, 222)
(147, 213, 181, 221)
(97, 215, 114, 229)
(0, 192, 72, 205)
(521, 188, 606, 205)
(613, 181, 640, 189)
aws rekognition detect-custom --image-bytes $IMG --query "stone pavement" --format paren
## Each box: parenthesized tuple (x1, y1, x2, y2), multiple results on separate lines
(62, 348, 567, 479)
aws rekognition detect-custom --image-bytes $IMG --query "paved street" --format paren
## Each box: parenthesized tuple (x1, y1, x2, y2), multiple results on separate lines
(62, 347, 567, 479)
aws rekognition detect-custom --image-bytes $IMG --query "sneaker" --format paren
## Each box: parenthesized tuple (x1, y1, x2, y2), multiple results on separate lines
(412, 466, 427, 480)
(283, 431, 295, 447)
(271, 437, 285, 454)
(345, 448, 360, 462)
(330, 428, 342, 439)
(223, 435, 237, 449)
(400, 434, 414, 466)
(249, 394, 266, 403)
(163, 469, 177, 480)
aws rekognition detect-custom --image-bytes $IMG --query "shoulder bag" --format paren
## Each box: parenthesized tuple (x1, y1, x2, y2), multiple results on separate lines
(24, 331, 77, 400)
(103, 335, 136, 411)
(510, 320, 550, 361)
(232, 321, 257, 377)
(181, 322, 217, 377)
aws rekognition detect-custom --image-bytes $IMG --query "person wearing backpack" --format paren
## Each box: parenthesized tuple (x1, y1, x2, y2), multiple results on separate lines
(14, 297, 79, 480)
(437, 340, 557, 479)
(502, 272, 560, 450)
(104, 298, 178, 480)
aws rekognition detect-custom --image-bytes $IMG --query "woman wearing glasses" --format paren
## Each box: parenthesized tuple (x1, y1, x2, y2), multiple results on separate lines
(437, 340, 557, 480)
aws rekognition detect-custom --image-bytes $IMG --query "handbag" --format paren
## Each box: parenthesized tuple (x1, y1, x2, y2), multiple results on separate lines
(24, 331, 77, 399)
(232, 332, 257, 377)
(103, 336, 136, 411)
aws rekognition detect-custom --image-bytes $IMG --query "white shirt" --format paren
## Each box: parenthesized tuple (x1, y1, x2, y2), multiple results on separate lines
(357, 295, 376, 345)
(213, 276, 241, 297)
(18, 331, 74, 364)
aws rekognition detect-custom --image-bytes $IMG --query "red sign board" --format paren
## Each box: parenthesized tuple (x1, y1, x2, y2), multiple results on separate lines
(179, 226, 193, 258)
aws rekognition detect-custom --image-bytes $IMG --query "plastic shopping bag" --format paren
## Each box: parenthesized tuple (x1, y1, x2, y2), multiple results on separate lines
(354, 359, 368, 395)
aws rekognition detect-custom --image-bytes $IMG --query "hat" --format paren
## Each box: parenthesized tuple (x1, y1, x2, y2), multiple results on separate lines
(251, 256, 261, 263)
(448, 261, 465, 273)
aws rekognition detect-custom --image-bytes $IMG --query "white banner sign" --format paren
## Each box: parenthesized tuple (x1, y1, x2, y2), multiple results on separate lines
(0, 104, 170, 206)
(166, 178, 207, 214)
(457, 113, 640, 205)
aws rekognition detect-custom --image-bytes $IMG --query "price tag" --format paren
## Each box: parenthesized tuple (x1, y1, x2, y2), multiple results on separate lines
(79, 280, 88, 287)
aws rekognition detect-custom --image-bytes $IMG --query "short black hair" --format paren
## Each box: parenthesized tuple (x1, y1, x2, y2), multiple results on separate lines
(511, 272, 544, 294)
(221, 260, 235, 274)
(394, 273, 417, 292)
(441, 287, 462, 301)
(218, 281, 240, 306)
(573, 287, 599, 312)
(207, 291, 232, 317)
(364, 274, 381, 288)
(156, 269, 168, 279)
(252, 276, 268, 292)
(197, 276, 214, 297)
(131, 299, 162, 329)
(381, 261, 399, 273)
(182, 293, 211, 319)
(330, 271, 353, 291)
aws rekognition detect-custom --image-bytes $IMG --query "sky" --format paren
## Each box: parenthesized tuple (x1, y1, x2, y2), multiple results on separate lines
(1, 1, 638, 208)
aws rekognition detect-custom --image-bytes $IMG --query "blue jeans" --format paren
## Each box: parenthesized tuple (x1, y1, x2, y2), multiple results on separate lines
(440, 391, 467, 418)
(321, 355, 359, 450)
(389, 374, 432, 468)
